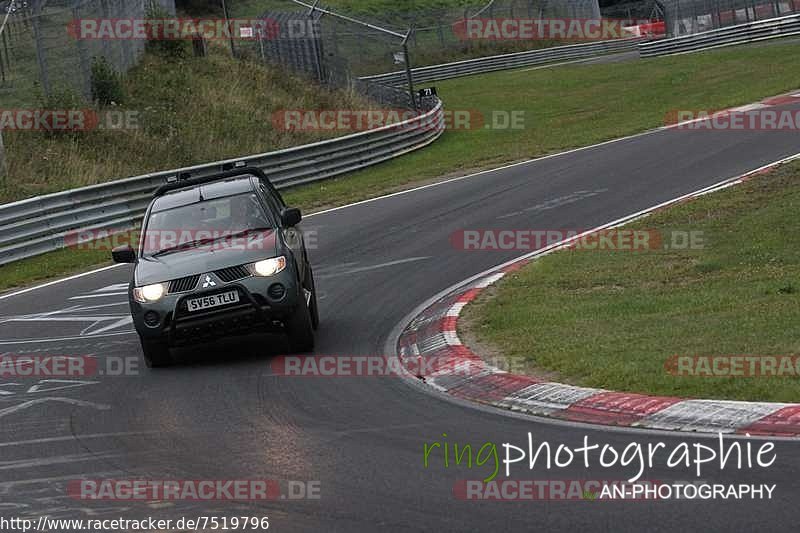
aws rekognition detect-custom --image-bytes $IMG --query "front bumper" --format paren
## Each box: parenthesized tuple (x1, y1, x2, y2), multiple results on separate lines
(131, 273, 300, 347)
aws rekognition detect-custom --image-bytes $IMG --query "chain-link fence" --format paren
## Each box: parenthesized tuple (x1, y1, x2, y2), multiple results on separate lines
(238, 0, 603, 110)
(659, 0, 798, 35)
(239, 9, 415, 109)
(600, 0, 663, 21)
(0, 0, 175, 106)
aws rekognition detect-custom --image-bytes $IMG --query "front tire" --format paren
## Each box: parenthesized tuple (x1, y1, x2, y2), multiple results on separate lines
(286, 296, 315, 353)
(141, 337, 172, 368)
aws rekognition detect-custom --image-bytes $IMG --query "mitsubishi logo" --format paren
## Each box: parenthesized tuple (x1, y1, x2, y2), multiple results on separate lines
(202, 275, 216, 288)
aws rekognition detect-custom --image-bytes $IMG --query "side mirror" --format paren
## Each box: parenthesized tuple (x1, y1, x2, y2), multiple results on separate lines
(112, 244, 136, 264)
(280, 207, 302, 227)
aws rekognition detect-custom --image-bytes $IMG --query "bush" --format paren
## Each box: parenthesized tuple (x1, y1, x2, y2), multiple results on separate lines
(175, 0, 222, 16)
(37, 87, 88, 137)
(90, 56, 125, 106)
(145, 2, 189, 59)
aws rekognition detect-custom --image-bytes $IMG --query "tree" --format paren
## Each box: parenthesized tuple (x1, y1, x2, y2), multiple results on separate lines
(174, 0, 222, 16)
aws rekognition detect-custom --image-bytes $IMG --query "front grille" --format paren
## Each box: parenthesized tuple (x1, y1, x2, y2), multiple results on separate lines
(215, 265, 251, 283)
(168, 275, 200, 294)
(171, 307, 262, 345)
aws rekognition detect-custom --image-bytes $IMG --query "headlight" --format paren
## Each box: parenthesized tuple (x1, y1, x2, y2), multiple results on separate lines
(250, 256, 287, 277)
(133, 283, 167, 303)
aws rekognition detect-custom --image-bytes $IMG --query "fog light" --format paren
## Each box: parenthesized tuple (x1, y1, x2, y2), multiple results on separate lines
(267, 283, 286, 300)
(143, 311, 160, 327)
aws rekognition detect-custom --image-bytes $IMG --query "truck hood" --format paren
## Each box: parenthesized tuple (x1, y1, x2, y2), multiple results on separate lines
(134, 230, 279, 286)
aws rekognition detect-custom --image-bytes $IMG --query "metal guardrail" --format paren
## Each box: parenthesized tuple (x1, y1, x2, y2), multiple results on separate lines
(640, 13, 800, 57)
(360, 37, 643, 86)
(0, 100, 445, 266)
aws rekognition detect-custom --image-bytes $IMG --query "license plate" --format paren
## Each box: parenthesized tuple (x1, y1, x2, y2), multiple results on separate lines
(187, 290, 240, 312)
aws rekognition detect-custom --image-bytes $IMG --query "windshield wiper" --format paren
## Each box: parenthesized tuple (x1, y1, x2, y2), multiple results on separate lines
(216, 227, 274, 241)
(149, 229, 273, 257)
(150, 237, 215, 257)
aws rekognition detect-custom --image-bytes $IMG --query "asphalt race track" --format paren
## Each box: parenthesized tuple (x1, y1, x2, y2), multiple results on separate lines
(2, 102, 800, 532)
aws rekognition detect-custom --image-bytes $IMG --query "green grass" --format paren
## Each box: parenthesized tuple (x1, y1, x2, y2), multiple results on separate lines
(0, 241, 117, 292)
(283, 40, 800, 211)
(463, 162, 800, 403)
(1, 45, 372, 202)
(3, 40, 800, 294)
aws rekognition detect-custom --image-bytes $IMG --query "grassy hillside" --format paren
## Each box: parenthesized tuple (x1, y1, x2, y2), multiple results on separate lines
(1, 45, 373, 203)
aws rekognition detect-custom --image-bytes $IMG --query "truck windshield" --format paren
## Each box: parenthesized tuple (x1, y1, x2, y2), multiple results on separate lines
(142, 193, 273, 257)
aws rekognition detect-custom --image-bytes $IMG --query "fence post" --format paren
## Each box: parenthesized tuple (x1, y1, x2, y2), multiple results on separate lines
(0, 130, 7, 184)
(308, 13, 325, 83)
(256, 25, 265, 63)
(221, 0, 237, 57)
(0, 32, 6, 85)
(99, 0, 111, 62)
(120, 0, 135, 70)
(29, 0, 51, 99)
(402, 28, 417, 111)
(72, 1, 92, 100)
